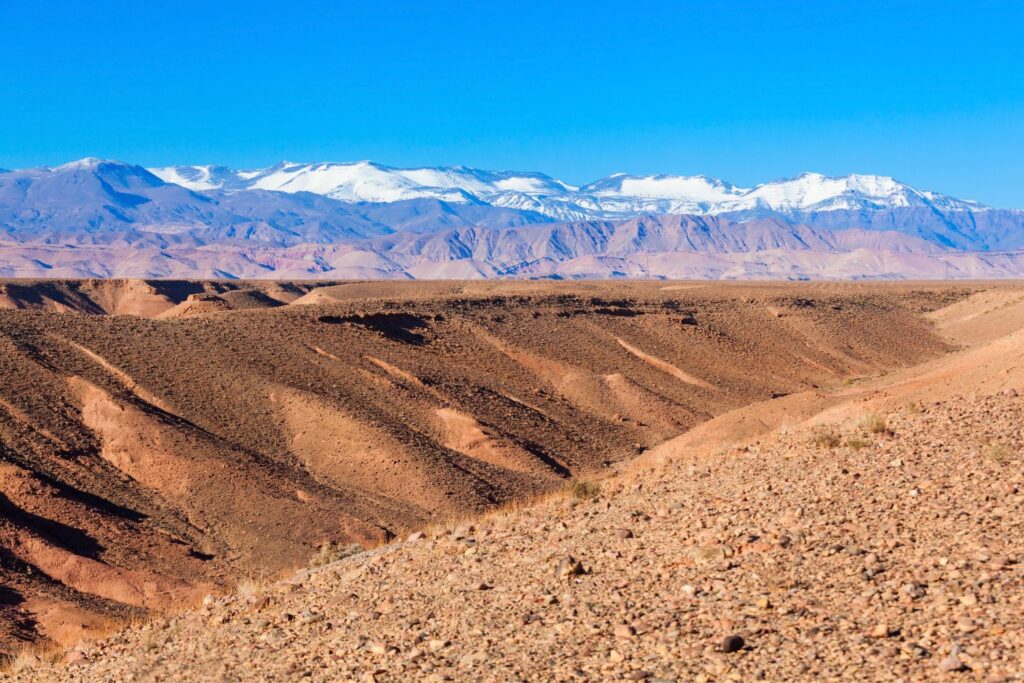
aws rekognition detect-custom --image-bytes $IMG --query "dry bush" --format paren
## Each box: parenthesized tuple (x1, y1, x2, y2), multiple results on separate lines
(309, 541, 364, 568)
(810, 425, 841, 449)
(904, 401, 924, 414)
(982, 441, 1013, 464)
(3, 645, 63, 675)
(862, 413, 893, 436)
(235, 577, 267, 599)
(565, 479, 601, 500)
(845, 437, 871, 451)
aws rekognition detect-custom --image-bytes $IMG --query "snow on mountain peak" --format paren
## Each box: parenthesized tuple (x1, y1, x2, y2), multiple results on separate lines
(583, 174, 746, 202)
(55, 157, 109, 171)
(144, 161, 986, 219)
(735, 172, 979, 213)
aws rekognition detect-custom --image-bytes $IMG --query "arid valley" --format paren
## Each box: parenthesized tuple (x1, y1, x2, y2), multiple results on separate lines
(0, 279, 1020, 680)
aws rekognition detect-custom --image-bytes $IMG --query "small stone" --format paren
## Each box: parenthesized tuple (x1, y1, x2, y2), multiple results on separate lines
(609, 649, 625, 663)
(459, 650, 487, 667)
(689, 544, 731, 565)
(368, 641, 387, 655)
(555, 556, 586, 580)
(938, 651, 967, 672)
(756, 597, 771, 609)
(901, 582, 925, 599)
(407, 531, 426, 543)
(614, 624, 636, 640)
(957, 618, 978, 633)
(626, 672, 652, 680)
(720, 635, 745, 653)
(869, 623, 893, 638)
(960, 593, 978, 607)
(617, 528, 635, 539)
(299, 610, 324, 625)
(428, 639, 450, 652)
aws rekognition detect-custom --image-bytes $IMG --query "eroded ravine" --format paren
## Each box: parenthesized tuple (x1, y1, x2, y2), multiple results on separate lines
(0, 279, 977, 659)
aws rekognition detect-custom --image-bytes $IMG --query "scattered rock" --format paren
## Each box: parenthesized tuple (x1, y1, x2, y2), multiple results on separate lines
(555, 556, 586, 580)
(614, 624, 636, 640)
(938, 650, 968, 673)
(720, 635, 745, 653)
(870, 623, 895, 638)
(688, 544, 731, 565)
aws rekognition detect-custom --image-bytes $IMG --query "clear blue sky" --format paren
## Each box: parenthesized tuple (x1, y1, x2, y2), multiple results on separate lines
(2, 0, 1022, 206)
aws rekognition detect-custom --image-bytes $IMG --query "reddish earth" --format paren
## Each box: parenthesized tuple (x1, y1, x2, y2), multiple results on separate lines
(1, 278, 1016, 678)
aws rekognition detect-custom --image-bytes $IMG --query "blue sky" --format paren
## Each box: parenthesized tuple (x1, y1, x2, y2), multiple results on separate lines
(2, 0, 1022, 206)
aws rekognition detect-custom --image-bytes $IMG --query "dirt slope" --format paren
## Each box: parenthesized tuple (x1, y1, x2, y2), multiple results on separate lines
(0, 280, 982, 663)
(7, 284, 1023, 681)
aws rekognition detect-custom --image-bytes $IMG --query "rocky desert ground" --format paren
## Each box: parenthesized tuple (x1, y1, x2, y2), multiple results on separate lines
(0, 279, 1022, 681)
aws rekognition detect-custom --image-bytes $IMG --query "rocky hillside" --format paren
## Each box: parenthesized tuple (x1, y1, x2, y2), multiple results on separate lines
(7, 286, 1024, 681)
(0, 280, 968, 665)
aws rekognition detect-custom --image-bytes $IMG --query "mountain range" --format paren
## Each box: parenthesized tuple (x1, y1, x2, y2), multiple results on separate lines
(1, 157, 1022, 280)
(150, 160, 986, 221)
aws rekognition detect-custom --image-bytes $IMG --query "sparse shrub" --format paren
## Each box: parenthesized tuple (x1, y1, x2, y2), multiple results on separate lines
(982, 441, 1013, 464)
(309, 541, 364, 568)
(235, 577, 265, 599)
(8, 651, 39, 674)
(845, 437, 871, 451)
(862, 413, 892, 436)
(810, 425, 841, 449)
(140, 628, 163, 653)
(565, 479, 601, 500)
(4, 646, 61, 674)
(904, 401, 923, 415)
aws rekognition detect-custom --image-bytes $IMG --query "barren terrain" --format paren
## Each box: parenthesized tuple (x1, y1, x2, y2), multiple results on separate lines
(1, 279, 1021, 680)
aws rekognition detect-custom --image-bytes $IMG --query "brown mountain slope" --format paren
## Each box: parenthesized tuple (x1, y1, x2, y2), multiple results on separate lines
(0, 280, 976, 660)
(8, 284, 1023, 681)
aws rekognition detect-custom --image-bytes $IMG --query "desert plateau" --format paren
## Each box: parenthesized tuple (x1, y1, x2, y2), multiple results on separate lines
(5, 1, 1023, 679)
(0, 278, 1018, 681)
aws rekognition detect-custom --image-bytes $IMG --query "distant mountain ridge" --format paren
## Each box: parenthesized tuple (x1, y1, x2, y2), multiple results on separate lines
(1, 158, 1023, 280)
(150, 160, 988, 222)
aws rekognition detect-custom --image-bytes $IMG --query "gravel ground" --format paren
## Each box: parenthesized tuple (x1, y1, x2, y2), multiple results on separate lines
(9, 389, 1023, 682)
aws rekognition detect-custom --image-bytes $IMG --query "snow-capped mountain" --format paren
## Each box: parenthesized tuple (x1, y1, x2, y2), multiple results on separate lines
(727, 173, 985, 214)
(151, 161, 577, 207)
(0, 159, 551, 248)
(3, 157, 1021, 280)
(149, 162, 987, 221)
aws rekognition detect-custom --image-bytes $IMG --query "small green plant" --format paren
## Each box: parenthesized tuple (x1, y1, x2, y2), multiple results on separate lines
(309, 541, 364, 568)
(565, 479, 601, 500)
(810, 425, 841, 449)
